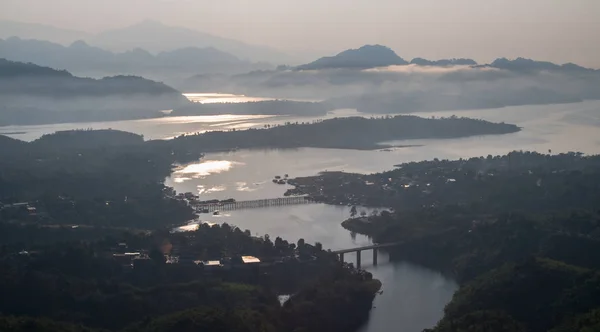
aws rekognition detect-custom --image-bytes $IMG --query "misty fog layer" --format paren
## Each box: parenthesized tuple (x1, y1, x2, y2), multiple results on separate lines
(183, 64, 600, 114)
(2, 37, 600, 127)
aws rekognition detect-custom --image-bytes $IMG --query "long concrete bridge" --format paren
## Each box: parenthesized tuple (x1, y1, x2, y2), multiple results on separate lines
(193, 196, 316, 212)
(332, 242, 403, 268)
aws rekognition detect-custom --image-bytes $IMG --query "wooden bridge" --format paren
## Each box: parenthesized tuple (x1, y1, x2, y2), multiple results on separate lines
(193, 196, 315, 212)
(332, 242, 403, 268)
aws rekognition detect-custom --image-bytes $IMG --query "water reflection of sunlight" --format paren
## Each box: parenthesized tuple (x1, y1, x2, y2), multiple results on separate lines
(183, 93, 272, 104)
(197, 185, 227, 195)
(208, 120, 253, 127)
(236, 182, 257, 192)
(172, 220, 218, 233)
(224, 123, 260, 130)
(173, 160, 241, 179)
(202, 97, 272, 104)
(183, 93, 320, 104)
(142, 114, 275, 125)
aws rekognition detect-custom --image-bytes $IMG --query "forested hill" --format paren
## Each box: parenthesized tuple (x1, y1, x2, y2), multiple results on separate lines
(0, 134, 27, 151)
(296, 45, 408, 70)
(0, 58, 72, 78)
(162, 115, 520, 151)
(0, 59, 180, 97)
(0, 59, 188, 126)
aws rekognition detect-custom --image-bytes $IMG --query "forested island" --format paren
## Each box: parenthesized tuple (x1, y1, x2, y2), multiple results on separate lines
(0, 128, 381, 332)
(161, 115, 520, 151)
(286, 151, 600, 331)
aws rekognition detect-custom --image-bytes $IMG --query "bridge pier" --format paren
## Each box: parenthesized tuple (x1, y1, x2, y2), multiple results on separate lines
(373, 249, 378, 266)
(332, 241, 403, 268)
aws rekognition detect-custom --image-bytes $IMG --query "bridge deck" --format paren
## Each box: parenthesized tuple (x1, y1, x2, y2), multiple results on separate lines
(191, 196, 315, 212)
(332, 242, 403, 254)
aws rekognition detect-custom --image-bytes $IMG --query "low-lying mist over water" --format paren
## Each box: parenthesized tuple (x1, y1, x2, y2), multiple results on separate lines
(2, 43, 600, 127)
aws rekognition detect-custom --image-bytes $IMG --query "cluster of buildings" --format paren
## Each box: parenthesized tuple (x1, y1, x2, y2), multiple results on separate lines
(111, 241, 262, 272)
(0, 201, 37, 217)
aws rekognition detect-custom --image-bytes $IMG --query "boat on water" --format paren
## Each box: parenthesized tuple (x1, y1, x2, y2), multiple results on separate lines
(213, 210, 220, 215)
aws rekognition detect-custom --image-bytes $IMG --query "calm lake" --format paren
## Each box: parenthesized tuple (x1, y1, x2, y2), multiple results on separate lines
(4, 97, 600, 332)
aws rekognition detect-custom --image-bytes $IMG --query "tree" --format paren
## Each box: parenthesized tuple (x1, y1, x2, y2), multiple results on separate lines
(350, 206, 358, 218)
(360, 211, 367, 218)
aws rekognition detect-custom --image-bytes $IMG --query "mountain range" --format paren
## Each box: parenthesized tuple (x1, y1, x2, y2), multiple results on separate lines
(0, 19, 291, 64)
(0, 58, 181, 97)
(0, 20, 90, 45)
(295, 45, 597, 72)
(0, 37, 272, 79)
(0, 59, 332, 125)
(410, 58, 477, 66)
(485, 57, 593, 73)
(0, 59, 188, 125)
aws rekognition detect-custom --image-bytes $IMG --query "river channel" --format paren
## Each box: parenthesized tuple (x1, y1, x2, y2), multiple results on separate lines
(4, 97, 600, 331)
(164, 100, 600, 332)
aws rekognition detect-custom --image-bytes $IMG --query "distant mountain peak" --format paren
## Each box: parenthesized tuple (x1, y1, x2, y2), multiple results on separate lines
(355, 44, 394, 52)
(489, 57, 595, 72)
(410, 57, 477, 66)
(69, 40, 89, 48)
(296, 45, 408, 70)
(89, 20, 290, 63)
(0, 19, 91, 45)
(130, 19, 170, 30)
(138, 19, 163, 26)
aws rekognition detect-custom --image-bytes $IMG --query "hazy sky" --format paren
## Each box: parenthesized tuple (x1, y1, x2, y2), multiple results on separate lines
(1, 0, 599, 66)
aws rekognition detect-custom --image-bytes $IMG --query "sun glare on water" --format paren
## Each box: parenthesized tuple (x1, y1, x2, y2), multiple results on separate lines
(173, 160, 240, 180)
